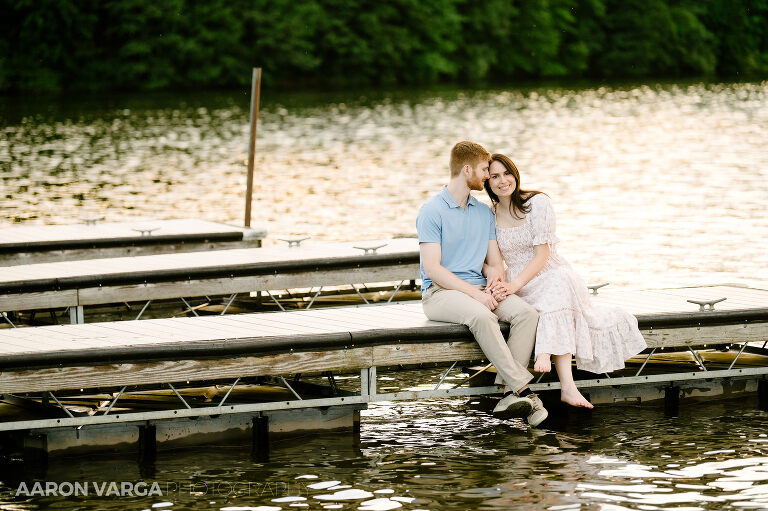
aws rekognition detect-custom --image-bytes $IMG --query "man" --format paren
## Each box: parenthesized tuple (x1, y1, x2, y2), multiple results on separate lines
(416, 140, 548, 426)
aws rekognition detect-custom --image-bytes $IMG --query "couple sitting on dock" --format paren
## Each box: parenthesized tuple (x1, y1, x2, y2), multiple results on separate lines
(416, 141, 647, 426)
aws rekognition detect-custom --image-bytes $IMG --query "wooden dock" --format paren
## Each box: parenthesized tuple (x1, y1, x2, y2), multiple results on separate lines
(0, 284, 766, 458)
(0, 237, 420, 324)
(0, 218, 267, 265)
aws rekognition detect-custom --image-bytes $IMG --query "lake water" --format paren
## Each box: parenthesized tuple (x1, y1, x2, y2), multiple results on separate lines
(1, 81, 767, 509)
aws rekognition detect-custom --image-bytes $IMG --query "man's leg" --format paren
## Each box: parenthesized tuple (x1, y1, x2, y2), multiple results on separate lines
(493, 294, 538, 383)
(422, 286, 533, 392)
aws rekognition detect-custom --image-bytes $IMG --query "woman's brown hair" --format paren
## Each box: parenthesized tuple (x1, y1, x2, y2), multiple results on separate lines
(484, 153, 544, 219)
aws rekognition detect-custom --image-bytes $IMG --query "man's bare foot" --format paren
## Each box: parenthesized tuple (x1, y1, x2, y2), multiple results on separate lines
(561, 386, 594, 408)
(533, 354, 551, 373)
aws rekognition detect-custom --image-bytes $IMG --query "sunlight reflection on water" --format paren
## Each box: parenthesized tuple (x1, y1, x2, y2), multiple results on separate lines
(2, 81, 767, 289)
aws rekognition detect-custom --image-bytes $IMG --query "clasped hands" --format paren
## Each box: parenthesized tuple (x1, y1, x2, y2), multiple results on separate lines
(474, 276, 523, 310)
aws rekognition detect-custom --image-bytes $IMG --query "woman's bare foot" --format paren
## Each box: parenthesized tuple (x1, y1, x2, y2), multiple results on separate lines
(534, 354, 552, 373)
(561, 386, 594, 408)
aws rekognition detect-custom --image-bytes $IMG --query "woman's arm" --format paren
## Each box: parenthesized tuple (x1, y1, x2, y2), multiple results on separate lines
(486, 243, 549, 298)
(505, 243, 549, 293)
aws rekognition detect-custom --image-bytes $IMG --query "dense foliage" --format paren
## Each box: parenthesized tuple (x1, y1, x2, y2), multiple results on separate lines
(1, 0, 767, 92)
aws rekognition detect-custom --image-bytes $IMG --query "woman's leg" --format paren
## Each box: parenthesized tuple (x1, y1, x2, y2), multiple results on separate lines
(553, 354, 594, 408)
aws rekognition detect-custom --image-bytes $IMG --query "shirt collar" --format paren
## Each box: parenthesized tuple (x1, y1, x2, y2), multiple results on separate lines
(440, 186, 477, 209)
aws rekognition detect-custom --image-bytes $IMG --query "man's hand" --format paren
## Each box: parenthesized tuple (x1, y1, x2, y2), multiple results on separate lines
(472, 288, 498, 311)
(484, 265, 504, 288)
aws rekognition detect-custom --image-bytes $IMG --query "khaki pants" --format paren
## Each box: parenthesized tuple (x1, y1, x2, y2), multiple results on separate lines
(422, 284, 538, 392)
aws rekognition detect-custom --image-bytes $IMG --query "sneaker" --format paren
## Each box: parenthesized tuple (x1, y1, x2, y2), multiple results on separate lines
(526, 393, 549, 427)
(492, 391, 533, 419)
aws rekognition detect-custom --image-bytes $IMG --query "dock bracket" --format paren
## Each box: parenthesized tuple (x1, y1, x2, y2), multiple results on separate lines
(688, 347, 708, 371)
(135, 300, 152, 320)
(265, 290, 286, 312)
(220, 293, 238, 315)
(47, 392, 75, 419)
(1, 312, 16, 328)
(218, 378, 241, 407)
(279, 376, 303, 400)
(167, 383, 192, 409)
(727, 341, 750, 370)
(179, 297, 201, 317)
(434, 361, 458, 390)
(387, 280, 406, 304)
(306, 287, 324, 309)
(350, 284, 370, 305)
(103, 386, 127, 415)
(635, 348, 657, 376)
(587, 283, 609, 295)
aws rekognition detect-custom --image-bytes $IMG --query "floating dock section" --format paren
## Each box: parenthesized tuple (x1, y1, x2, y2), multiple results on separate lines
(0, 238, 419, 324)
(0, 219, 267, 265)
(0, 285, 766, 457)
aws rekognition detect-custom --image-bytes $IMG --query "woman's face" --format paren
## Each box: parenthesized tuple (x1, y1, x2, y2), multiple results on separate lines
(488, 160, 517, 197)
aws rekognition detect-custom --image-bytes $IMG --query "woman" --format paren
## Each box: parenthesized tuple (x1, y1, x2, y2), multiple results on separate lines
(484, 153, 647, 408)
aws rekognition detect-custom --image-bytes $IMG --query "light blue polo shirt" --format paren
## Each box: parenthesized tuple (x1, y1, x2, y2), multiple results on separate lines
(416, 186, 496, 293)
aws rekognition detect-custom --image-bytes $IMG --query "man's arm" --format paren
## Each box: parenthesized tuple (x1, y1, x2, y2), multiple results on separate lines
(483, 240, 505, 286)
(420, 242, 497, 310)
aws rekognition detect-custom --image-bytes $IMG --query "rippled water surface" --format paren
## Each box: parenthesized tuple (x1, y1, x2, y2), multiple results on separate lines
(1, 368, 767, 510)
(2, 81, 767, 288)
(1, 82, 767, 509)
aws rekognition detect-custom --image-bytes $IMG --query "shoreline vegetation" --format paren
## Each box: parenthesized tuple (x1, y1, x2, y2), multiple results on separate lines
(1, 0, 767, 94)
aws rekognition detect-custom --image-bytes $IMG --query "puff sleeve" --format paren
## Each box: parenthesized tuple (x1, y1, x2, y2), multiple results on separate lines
(529, 194, 560, 247)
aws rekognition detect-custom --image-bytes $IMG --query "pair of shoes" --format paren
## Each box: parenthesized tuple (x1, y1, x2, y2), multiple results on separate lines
(492, 391, 533, 419)
(526, 393, 548, 427)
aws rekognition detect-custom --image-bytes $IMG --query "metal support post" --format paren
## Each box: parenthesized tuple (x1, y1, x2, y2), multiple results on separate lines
(664, 386, 680, 416)
(252, 414, 269, 461)
(368, 366, 377, 396)
(69, 306, 84, 324)
(138, 424, 156, 463)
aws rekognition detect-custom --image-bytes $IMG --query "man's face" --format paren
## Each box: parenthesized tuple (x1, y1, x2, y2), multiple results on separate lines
(466, 160, 490, 191)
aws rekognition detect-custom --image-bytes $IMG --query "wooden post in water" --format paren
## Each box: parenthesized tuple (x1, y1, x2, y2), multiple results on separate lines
(244, 67, 262, 227)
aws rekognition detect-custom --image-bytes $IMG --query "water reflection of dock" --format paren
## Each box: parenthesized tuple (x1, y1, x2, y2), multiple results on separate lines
(0, 284, 766, 458)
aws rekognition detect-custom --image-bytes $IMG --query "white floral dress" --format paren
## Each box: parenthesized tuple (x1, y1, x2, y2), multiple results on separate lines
(496, 194, 647, 374)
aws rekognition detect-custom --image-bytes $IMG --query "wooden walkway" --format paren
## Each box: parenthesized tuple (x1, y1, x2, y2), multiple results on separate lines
(0, 218, 267, 265)
(0, 238, 420, 321)
(0, 285, 766, 395)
